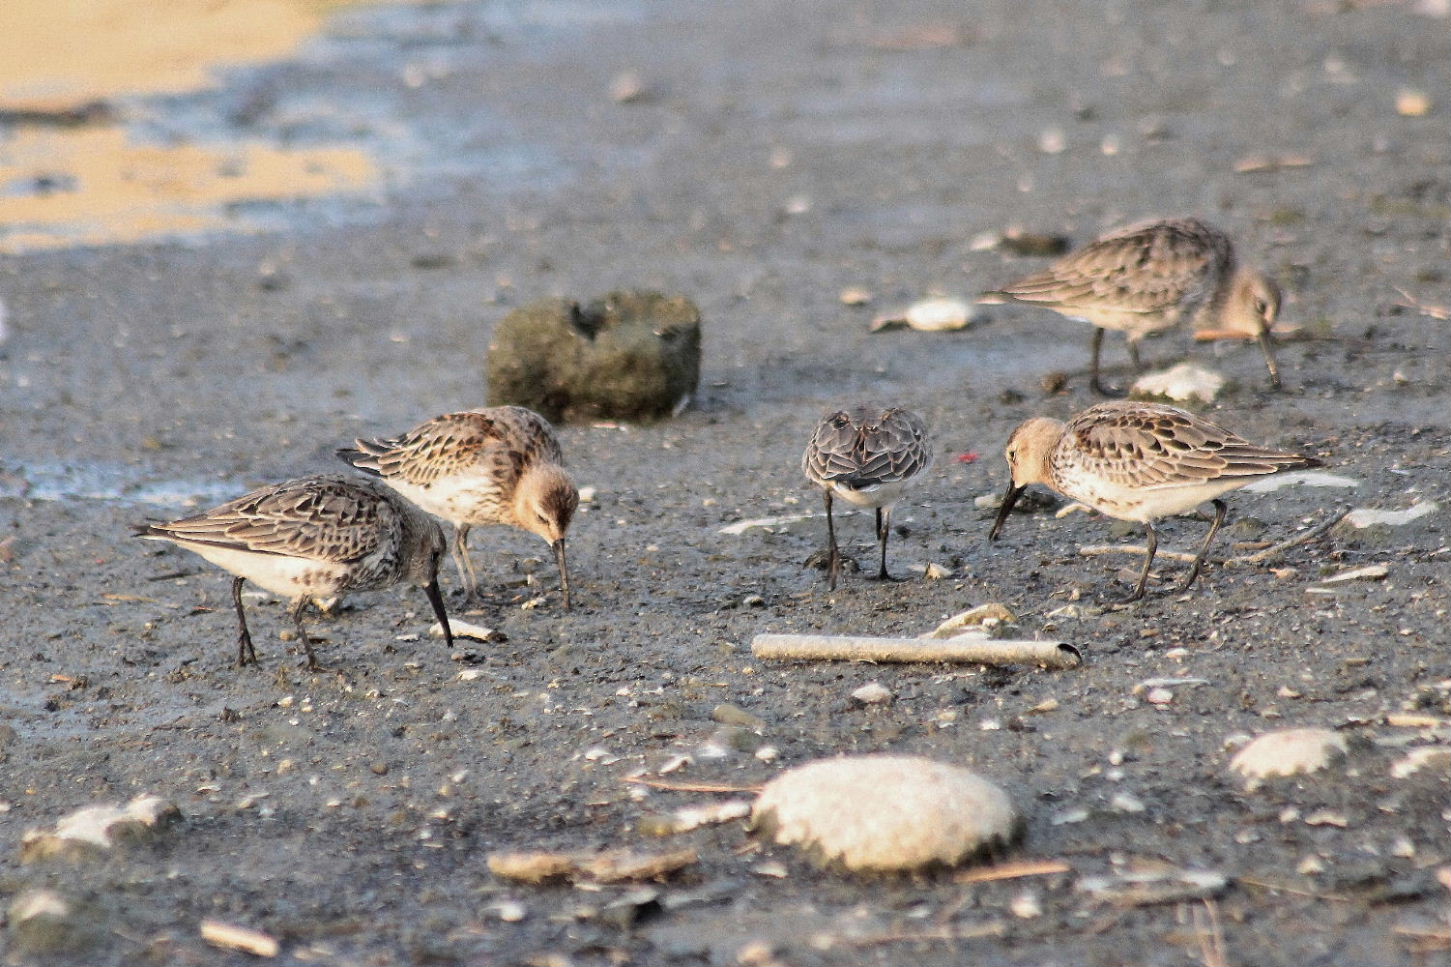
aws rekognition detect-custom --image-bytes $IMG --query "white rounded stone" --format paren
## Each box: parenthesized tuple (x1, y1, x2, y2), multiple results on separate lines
(750, 755, 1020, 872)
(1229, 728, 1348, 786)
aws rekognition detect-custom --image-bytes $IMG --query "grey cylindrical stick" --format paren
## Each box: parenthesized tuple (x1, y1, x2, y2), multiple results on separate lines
(750, 634, 1081, 669)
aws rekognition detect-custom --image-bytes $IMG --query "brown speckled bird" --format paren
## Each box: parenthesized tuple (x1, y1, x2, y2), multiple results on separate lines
(989, 401, 1320, 602)
(138, 474, 453, 669)
(802, 404, 934, 590)
(338, 406, 578, 608)
(980, 217, 1281, 394)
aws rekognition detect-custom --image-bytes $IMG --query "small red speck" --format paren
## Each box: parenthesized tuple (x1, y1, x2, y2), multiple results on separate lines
(955, 452, 980, 464)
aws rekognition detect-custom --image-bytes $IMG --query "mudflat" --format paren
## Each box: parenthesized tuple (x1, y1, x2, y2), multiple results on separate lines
(1, 1, 1449, 964)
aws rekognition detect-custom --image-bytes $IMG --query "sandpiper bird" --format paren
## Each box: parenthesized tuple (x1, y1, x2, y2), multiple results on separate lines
(988, 401, 1320, 602)
(138, 475, 453, 670)
(802, 404, 934, 590)
(338, 406, 578, 608)
(980, 217, 1282, 394)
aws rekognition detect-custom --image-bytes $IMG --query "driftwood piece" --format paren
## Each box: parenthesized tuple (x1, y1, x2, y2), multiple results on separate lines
(751, 634, 1080, 669)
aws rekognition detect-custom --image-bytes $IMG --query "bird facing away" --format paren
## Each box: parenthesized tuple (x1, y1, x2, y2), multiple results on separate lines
(979, 217, 1281, 395)
(802, 404, 934, 590)
(138, 474, 453, 670)
(338, 406, 578, 608)
(988, 401, 1320, 602)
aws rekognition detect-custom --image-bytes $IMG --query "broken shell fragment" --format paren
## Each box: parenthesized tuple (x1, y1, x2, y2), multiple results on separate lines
(21, 795, 181, 863)
(1130, 363, 1224, 404)
(1229, 728, 1348, 787)
(750, 755, 1021, 872)
(871, 297, 982, 333)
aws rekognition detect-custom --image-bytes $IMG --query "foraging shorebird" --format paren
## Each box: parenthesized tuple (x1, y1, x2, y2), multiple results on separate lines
(988, 401, 1320, 602)
(980, 217, 1282, 394)
(802, 404, 934, 590)
(338, 406, 578, 608)
(138, 474, 453, 669)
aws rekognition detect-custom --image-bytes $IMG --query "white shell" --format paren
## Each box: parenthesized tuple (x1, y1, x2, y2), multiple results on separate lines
(905, 297, 978, 331)
(751, 755, 1019, 872)
(1130, 362, 1224, 404)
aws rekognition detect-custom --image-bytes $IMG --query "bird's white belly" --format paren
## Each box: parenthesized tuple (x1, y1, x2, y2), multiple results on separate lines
(1071, 478, 1251, 523)
(831, 480, 907, 509)
(183, 543, 350, 599)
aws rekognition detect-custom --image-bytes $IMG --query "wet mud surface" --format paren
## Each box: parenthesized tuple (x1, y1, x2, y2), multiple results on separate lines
(2, 0, 1450, 963)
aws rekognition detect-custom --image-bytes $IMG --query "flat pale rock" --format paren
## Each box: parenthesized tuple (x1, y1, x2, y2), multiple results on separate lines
(1229, 728, 1347, 786)
(20, 794, 180, 862)
(750, 755, 1020, 872)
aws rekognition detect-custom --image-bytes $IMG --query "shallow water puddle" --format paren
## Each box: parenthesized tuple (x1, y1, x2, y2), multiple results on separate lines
(0, 0, 401, 253)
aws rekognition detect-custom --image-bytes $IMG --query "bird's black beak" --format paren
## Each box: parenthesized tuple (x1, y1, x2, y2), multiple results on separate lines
(424, 578, 453, 648)
(1258, 329, 1281, 390)
(553, 538, 571, 611)
(989, 482, 1025, 541)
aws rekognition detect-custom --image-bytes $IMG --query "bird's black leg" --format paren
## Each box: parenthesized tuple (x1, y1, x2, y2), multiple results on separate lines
(1127, 339, 1144, 372)
(289, 597, 321, 671)
(876, 507, 890, 580)
(231, 576, 257, 667)
(823, 489, 841, 590)
(1116, 522, 1158, 603)
(1176, 500, 1227, 593)
(1090, 328, 1112, 396)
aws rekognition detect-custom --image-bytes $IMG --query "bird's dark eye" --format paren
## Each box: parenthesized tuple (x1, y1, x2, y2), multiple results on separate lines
(1253, 298, 1268, 315)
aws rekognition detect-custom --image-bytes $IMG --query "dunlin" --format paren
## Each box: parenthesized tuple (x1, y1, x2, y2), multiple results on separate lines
(338, 406, 578, 608)
(802, 404, 934, 590)
(988, 400, 1320, 602)
(980, 217, 1281, 394)
(138, 474, 453, 669)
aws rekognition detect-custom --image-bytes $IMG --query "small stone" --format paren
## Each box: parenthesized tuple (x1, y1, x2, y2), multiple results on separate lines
(1298, 854, 1326, 875)
(839, 286, 873, 306)
(1010, 891, 1043, 918)
(1391, 835, 1416, 858)
(737, 939, 782, 967)
(754, 745, 779, 763)
(201, 920, 280, 958)
(1397, 89, 1432, 116)
(492, 901, 527, 923)
(1304, 809, 1349, 828)
(1110, 792, 1146, 814)
(1230, 728, 1349, 788)
(751, 755, 1021, 872)
(1050, 806, 1090, 826)
(610, 70, 648, 103)
(712, 703, 767, 732)
(1146, 688, 1174, 705)
(851, 682, 894, 705)
(923, 562, 951, 580)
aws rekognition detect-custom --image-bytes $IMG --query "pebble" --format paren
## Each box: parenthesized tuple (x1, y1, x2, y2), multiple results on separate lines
(1229, 728, 1348, 788)
(1010, 891, 1044, 918)
(851, 682, 894, 705)
(712, 703, 767, 732)
(1110, 792, 1146, 814)
(20, 795, 180, 862)
(751, 755, 1020, 872)
(1396, 88, 1433, 116)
